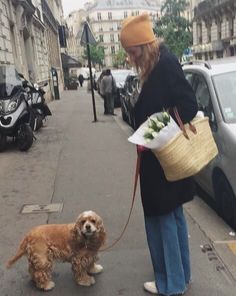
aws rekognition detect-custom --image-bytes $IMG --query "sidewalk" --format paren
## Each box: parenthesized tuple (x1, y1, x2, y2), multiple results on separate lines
(1, 88, 236, 295)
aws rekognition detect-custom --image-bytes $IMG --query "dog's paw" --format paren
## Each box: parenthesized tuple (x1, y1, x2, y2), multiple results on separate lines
(77, 276, 95, 286)
(89, 263, 103, 274)
(43, 281, 55, 291)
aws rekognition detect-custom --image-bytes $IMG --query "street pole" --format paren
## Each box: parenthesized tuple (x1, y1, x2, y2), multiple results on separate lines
(84, 22, 97, 122)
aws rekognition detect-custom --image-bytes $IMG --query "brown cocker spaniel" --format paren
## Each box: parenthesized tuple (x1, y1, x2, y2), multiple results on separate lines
(6, 211, 106, 291)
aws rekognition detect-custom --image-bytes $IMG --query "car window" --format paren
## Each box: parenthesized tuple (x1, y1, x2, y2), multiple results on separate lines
(184, 72, 194, 87)
(194, 74, 216, 126)
(213, 71, 236, 123)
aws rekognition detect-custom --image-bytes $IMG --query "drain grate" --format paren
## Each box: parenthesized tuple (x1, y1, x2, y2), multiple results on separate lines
(21, 203, 63, 214)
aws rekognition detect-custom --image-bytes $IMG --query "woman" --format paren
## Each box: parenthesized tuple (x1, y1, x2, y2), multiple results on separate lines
(120, 14, 198, 296)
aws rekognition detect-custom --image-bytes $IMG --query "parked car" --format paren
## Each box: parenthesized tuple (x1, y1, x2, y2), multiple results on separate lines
(120, 73, 140, 128)
(111, 69, 134, 107)
(182, 58, 236, 230)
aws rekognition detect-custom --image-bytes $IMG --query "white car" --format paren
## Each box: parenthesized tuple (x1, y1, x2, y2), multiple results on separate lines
(183, 58, 236, 230)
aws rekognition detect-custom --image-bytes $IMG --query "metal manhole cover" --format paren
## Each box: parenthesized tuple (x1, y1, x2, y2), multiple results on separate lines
(21, 203, 63, 214)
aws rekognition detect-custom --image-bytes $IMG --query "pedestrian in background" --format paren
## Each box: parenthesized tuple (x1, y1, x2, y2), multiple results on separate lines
(120, 13, 198, 296)
(100, 69, 117, 115)
(78, 74, 84, 87)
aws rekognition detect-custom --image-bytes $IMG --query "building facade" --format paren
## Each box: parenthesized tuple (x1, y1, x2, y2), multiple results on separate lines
(192, 0, 236, 60)
(42, 0, 64, 96)
(0, 0, 64, 101)
(66, 9, 86, 62)
(87, 0, 161, 67)
(65, 0, 162, 68)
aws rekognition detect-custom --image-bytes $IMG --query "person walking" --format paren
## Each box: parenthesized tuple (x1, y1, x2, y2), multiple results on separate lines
(100, 69, 117, 115)
(78, 74, 84, 87)
(120, 13, 198, 296)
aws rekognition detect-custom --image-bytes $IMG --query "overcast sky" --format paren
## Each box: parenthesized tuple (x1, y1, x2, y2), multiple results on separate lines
(62, 0, 87, 17)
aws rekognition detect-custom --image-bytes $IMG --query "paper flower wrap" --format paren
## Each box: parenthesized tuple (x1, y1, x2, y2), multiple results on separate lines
(128, 111, 181, 150)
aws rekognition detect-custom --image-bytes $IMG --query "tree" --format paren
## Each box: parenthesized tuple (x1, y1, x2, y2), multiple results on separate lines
(112, 48, 127, 68)
(83, 43, 105, 68)
(154, 0, 192, 60)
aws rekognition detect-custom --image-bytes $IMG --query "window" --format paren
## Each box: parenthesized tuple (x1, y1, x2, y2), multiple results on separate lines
(229, 17, 234, 37)
(99, 35, 104, 42)
(108, 12, 112, 20)
(207, 24, 211, 43)
(97, 13, 101, 20)
(184, 72, 194, 87)
(197, 23, 202, 44)
(111, 46, 115, 54)
(110, 34, 114, 42)
(194, 75, 214, 123)
(217, 21, 222, 40)
(213, 71, 236, 123)
(124, 11, 128, 18)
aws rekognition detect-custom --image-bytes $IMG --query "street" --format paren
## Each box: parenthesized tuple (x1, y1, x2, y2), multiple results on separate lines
(1, 88, 236, 295)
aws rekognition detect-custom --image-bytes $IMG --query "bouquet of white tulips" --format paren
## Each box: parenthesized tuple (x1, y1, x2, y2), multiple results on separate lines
(128, 111, 181, 150)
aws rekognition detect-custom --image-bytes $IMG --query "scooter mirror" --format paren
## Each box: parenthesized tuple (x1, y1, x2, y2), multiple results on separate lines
(18, 73, 24, 79)
(43, 82, 48, 87)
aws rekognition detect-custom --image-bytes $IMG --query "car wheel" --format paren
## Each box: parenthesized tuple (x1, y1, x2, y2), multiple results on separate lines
(214, 174, 236, 230)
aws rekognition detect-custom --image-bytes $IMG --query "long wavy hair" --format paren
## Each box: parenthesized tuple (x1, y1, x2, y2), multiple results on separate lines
(129, 39, 160, 84)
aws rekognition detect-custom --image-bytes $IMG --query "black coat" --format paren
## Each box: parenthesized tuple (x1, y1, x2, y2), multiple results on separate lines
(134, 45, 198, 216)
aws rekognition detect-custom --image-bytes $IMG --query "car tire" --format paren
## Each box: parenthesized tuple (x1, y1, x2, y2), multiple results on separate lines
(214, 174, 236, 230)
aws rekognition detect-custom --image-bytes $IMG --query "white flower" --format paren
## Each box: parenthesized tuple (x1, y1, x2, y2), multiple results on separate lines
(151, 131, 158, 138)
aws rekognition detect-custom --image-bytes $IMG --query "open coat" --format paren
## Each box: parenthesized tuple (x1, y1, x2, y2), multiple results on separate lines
(134, 45, 198, 216)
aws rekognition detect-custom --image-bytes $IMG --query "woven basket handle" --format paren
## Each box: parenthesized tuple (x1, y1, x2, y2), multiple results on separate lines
(173, 107, 197, 140)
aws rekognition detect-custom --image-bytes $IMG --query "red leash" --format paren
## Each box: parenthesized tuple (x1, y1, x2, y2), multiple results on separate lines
(100, 151, 141, 251)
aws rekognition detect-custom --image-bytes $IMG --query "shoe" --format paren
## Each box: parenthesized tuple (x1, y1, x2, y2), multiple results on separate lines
(144, 281, 158, 294)
(111, 113, 117, 116)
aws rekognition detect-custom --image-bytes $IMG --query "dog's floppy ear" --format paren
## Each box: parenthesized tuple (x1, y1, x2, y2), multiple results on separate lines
(73, 215, 83, 240)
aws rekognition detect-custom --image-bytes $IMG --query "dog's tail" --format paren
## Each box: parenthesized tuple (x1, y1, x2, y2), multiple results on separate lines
(6, 238, 27, 268)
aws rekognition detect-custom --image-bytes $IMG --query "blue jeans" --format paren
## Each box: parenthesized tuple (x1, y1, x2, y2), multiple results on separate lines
(144, 206, 191, 296)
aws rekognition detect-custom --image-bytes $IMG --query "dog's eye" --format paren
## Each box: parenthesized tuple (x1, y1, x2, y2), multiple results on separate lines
(91, 219, 96, 224)
(80, 219, 86, 225)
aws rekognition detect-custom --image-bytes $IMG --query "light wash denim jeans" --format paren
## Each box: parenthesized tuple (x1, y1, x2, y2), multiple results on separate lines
(144, 206, 191, 296)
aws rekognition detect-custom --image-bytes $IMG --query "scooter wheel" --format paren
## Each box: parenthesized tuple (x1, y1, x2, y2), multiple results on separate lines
(17, 124, 33, 151)
(0, 133, 6, 152)
(35, 115, 43, 131)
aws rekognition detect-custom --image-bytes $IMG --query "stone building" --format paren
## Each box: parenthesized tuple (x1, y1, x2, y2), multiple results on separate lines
(66, 9, 86, 62)
(66, 0, 162, 68)
(42, 0, 64, 97)
(0, 0, 64, 101)
(87, 0, 161, 66)
(192, 0, 236, 60)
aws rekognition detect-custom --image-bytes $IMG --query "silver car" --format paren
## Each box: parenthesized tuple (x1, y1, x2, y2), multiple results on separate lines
(183, 58, 236, 230)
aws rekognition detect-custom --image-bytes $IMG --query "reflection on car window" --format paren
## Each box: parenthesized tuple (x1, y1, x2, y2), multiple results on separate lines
(184, 72, 194, 86)
(213, 71, 236, 123)
(195, 75, 211, 113)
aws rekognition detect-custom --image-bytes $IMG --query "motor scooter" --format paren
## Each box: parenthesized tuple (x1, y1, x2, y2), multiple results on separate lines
(19, 74, 52, 131)
(0, 65, 34, 151)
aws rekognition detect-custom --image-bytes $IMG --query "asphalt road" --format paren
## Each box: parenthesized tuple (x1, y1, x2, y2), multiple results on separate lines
(0, 87, 236, 295)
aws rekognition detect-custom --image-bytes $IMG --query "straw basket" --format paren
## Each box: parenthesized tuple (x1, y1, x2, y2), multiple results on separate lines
(152, 116, 218, 181)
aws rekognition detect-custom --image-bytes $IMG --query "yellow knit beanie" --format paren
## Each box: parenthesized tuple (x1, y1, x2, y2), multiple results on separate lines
(120, 13, 156, 49)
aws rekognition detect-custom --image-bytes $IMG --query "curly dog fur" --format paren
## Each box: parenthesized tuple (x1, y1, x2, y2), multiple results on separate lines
(6, 210, 106, 291)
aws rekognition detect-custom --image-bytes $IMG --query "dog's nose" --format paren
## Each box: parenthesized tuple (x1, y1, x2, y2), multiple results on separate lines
(85, 224, 91, 230)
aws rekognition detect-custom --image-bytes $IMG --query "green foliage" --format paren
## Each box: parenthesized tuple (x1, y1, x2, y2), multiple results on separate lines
(112, 48, 126, 68)
(154, 0, 192, 59)
(83, 43, 105, 67)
